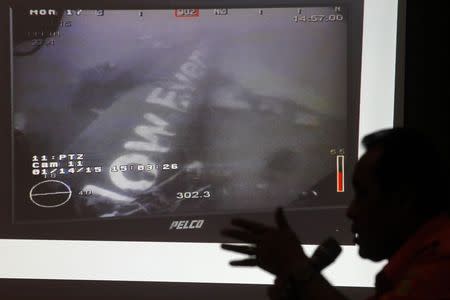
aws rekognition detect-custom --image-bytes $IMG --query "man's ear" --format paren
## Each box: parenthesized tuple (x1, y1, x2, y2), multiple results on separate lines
(394, 184, 419, 216)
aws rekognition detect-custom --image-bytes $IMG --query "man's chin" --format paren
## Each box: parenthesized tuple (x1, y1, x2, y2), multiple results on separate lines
(358, 245, 385, 262)
(357, 246, 369, 259)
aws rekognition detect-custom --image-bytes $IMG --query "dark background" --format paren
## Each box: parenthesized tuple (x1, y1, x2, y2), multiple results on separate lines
(1, 0, 449, 299)
(403, 0, 449, 168)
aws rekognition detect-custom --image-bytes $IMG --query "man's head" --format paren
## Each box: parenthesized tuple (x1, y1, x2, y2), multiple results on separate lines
(346, 128, 449, 261)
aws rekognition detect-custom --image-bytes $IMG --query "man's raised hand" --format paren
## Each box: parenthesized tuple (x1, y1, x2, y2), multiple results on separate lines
(221, 207, 308, 276)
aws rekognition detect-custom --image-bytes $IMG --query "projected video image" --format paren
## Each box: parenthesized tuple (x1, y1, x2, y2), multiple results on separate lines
(13, 7, 349, 222)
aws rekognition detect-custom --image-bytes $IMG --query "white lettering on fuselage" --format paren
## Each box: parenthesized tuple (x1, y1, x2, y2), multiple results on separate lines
(85, 48, 207, 202)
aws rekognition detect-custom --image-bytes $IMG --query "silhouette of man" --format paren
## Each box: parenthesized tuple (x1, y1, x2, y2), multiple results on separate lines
(222, 128, 450, 300)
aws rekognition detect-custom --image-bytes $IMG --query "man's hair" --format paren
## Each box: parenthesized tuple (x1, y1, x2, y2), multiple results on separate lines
(362, 128, 449, 217)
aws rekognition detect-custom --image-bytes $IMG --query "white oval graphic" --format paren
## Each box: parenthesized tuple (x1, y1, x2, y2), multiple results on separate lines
(29, 180, 72, 208)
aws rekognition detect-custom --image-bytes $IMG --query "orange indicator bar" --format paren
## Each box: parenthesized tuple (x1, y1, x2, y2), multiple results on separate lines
(337, 155, 344, 192)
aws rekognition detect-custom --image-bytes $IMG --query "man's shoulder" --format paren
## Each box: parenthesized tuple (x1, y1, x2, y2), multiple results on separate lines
(421, 215, 450, 256)
(377, 250, 450, 299)
(376, 215, 450, 299)
(391, 258, 450, 299)
(396, 215, 450, 298)
(409, 215, 449, 264)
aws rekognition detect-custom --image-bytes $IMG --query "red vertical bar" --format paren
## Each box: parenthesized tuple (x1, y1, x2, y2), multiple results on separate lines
(337, 155, 344, 192)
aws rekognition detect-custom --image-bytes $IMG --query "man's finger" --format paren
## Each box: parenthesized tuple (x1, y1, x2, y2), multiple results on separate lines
(230, 258, 258, 266)
(275, 207, 291, 230)
(221, 244, 256, 255)
(221, 229, 258, 243)
(231, 218, 271, 233)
